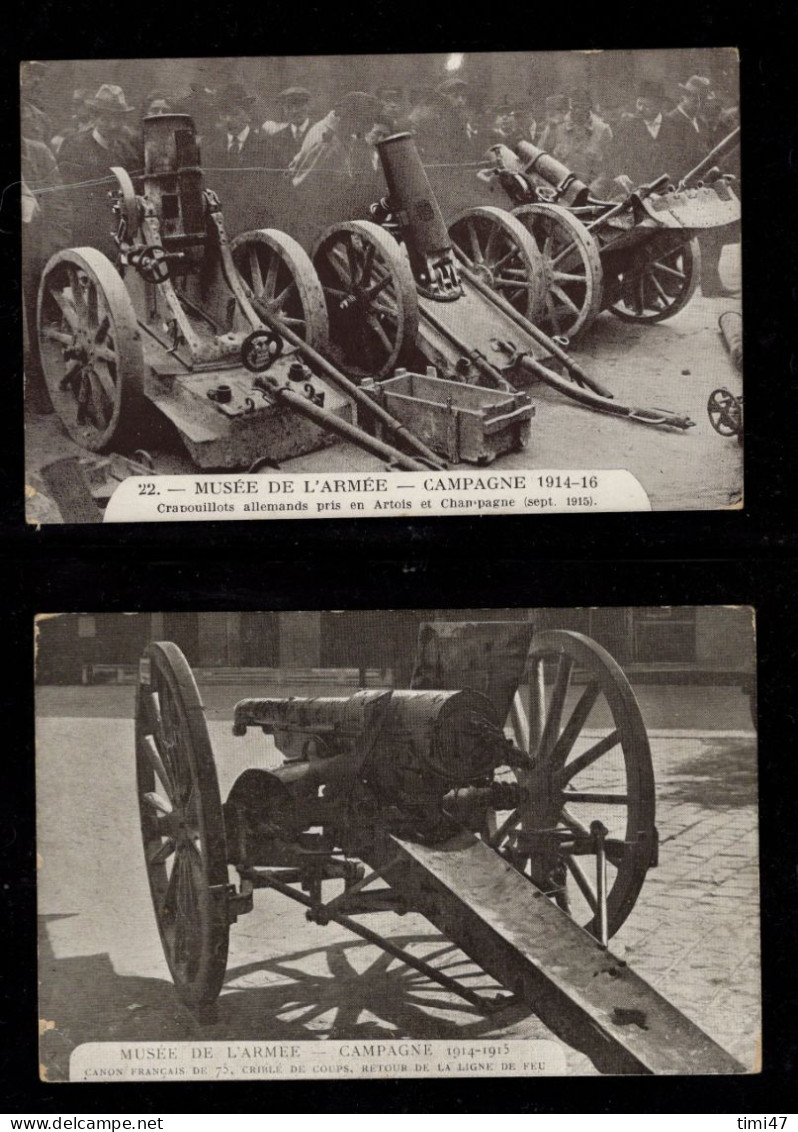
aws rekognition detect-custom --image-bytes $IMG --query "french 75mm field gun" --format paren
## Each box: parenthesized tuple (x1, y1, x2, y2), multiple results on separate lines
(135, 621, 743, 1075)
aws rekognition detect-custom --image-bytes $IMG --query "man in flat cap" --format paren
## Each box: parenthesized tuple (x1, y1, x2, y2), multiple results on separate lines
(57, 84, 142, 250)
(261, 87, 313, 169)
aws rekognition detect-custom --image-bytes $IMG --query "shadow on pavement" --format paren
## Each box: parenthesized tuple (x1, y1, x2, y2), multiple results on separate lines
(660, 737, 757, 809)
(38, 917, 531, 1082)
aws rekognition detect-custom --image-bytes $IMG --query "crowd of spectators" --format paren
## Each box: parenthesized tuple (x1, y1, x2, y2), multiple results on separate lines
(20, 61, 741, 393)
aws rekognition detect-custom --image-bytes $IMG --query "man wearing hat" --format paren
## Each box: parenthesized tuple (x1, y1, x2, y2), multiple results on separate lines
(544, 90, 613, 196)
(261, 87, 313, 169)
(205, 82, 268, 169)
(376, 86, 405, 132)
(408, 77, 478, 163)
(609, 79, 674, 188)
(57, 84, 142, 250)
(288, 91, 386, 186)
(664, 75, 711, 177)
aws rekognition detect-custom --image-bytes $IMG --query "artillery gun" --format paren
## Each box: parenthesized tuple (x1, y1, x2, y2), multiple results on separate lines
(302, 132, 694, 431)
(135, 621, 742, 1074)
(36, 114, 443, 474)
(469, 127, 741, 339)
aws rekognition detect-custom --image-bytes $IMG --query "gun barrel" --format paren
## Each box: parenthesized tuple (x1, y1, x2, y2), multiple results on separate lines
(515, 141, 590, 206)
(678, 126, 741, 189)
(375, 132, 462, 299)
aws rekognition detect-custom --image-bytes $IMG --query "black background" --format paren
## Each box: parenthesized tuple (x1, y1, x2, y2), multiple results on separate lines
(3, 0, 797, 1114)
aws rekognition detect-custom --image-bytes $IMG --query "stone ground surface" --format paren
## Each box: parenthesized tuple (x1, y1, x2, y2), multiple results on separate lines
(25, 249, 742, 523)
(36, 682, 759, 1079)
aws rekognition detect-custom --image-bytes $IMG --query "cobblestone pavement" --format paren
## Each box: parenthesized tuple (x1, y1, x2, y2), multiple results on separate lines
(36, 703, 758, 1079)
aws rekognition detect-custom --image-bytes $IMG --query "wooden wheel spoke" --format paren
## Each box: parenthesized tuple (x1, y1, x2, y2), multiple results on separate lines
(560, 804, 590, 838)
(467, 221, 484, 265)
(544, 293, 562, 334)
(142, 790, 172, 816)
(86, 284, 100, 329)
(370, 298, 398, 320)
(66, 266, 88, 318)
(538, 655, 573, 758)
(50, 288, 80, 330)
(486, 244, 515, 274)
(345, 236, 360, 282)
(365, 273, 391, 302)
(42, 326, 73, 346)
(263, 254, 280, 302)
(141, 733, 176, 803)
(550, 285, 581, 317)
(84, 371, 112, 424)
(150, 837, 177, 866)
(161, 853, 182, 919)
(359, 241, 376, 286)
(549, 681, 601, 772)
(322, 285, 349, 301)
(648, 272, 670, 307)
(248, 246, 264, 294)
(495, 277, 533, 291)
(649, 259, 685, 281)
(326, 249, 355, 290)
(552, 270, 586, 284)
(89, 362, 116, 400)
(270, 281, 296, 313)
(486, 808, 520, 849)
(94, 344, 116, 364)
(563, 855, 598, 912)
(366, 314, 393, 353)
(556, 728, 621, 788)
(562, 790, 629, 805)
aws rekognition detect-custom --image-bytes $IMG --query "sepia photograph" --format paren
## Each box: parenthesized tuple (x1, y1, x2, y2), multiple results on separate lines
(21, 49, 742, 523)
(36, 607, 759, 1080)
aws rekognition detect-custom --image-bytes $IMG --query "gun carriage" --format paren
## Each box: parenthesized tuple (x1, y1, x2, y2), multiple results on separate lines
(135, 622, 742, 1074)
(464, 127, 741, 340)
(292, 132, 694, 431)
(36, 114, 444, 474)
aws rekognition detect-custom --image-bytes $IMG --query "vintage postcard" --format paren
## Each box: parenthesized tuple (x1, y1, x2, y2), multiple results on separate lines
(21, 49, 742, 523)
(36, 608, 759, 1079)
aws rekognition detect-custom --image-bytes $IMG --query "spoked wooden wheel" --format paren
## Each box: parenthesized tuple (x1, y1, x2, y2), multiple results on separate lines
(37, 247, 145, 452)
(707, 387, 743, 438)
(609, 236, 700, 323)
(231, 228, 329, 349)
(447, 206, 547, 322)
(312, 220, 419, 380)
(135, 642, 230, 1013)
(488, 631, 656, 941)
(512, 203, 603, 339)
